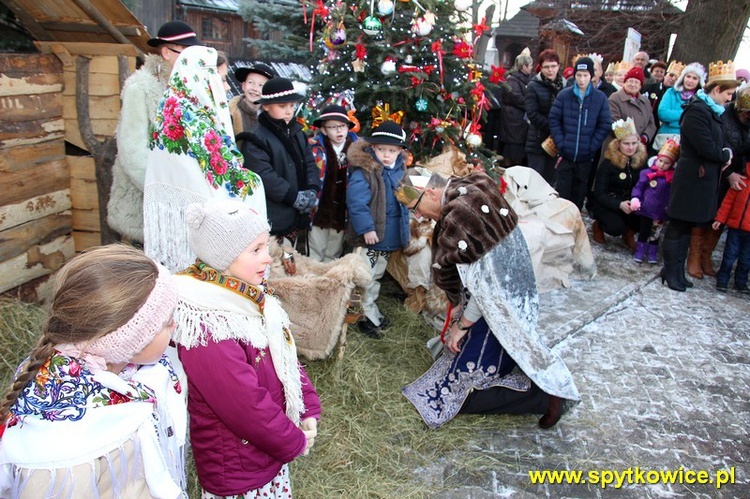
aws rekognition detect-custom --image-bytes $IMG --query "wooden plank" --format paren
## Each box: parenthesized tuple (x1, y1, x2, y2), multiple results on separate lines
(40, 21, 143, 38)
(63, 94, 120, 121)
(0, 140, 65, 173)
(0, 54, 62, 74)
(0, 117, 65, 149)
(0, 158, 69, 206)
(70, 177, 99, 210)
(0, 212, 72, 261)
(67, 155, 95, 180)
(64, 118, 117, 151)
(1, 273, 56, 305)
(88, 55, 132, 75)
(36, 41, 138, 57)
(71, 208, 100, 232)
(0, 235, 75, 294)
(0, 189, 71, 232)
(73, 230, 101, 252)
(0, 93, 62, 122)
(0, 73, 64, 97)
(63, 69, 120, 97)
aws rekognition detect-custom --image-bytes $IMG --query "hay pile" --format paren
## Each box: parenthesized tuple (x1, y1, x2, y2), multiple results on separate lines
(0, 283, 513, 498)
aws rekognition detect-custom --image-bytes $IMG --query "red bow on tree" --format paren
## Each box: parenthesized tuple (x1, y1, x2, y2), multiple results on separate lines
(473, 17, 489, 40)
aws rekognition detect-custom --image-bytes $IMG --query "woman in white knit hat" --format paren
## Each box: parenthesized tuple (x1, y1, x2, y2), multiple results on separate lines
(172, 199, 321, 498)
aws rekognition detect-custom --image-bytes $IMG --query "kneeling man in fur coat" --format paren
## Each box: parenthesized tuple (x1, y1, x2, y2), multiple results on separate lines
(395, 168, 580, 429)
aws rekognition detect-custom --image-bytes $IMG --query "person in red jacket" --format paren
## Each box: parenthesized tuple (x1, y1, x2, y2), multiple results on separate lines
(173, 199, 321, 498)
(713, 162, 750, 293)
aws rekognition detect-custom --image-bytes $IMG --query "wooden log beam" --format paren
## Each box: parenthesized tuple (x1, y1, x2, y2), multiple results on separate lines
(40, 21, 142, 38)
(72, 0, 144, 58)
(0, 235, 74, 294)
(75, 56, 118, 244)
(2, 0, 54, 41)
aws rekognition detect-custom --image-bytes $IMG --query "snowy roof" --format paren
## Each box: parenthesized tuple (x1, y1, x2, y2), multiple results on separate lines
(178, 0, 238, 12)
(493, 9, 539, 38)
(227, 59, 313, 97)
(523, 0, 681, 14)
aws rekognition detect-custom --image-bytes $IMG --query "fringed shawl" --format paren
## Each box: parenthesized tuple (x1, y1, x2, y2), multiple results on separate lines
(172, 263, 305, 425)
(143, 46, 266, 272)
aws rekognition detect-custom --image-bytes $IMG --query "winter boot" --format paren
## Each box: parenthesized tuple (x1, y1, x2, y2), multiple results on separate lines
(700, 228, 721, 277)
(633, 241, 647, 263)
(678, 233, 694, 288)
(592, 220, 605, 244)
(660, 238, 686, 292)
(687, 227, 705, 279)
(622, 228, 637, 251)
(647, 242, 659, 264)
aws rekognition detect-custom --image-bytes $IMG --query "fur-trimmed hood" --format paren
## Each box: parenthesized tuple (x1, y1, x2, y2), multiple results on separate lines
(603, 138, 648, 170)
(346, 138, 408, 173)
(674, 62, 706, 92)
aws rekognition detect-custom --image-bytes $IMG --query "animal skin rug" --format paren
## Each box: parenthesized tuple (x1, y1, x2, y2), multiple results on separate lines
(267, 241, 372, 360)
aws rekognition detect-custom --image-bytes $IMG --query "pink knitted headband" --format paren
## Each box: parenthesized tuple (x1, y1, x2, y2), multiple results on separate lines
(84, 265, 178, 365)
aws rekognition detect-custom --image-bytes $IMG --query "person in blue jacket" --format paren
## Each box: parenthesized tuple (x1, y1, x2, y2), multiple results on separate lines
(346, 121, 410, 338)
(549, 56, 612, 210)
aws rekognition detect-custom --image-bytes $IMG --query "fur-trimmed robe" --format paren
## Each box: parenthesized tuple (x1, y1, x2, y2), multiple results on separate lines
(592, 139, 647, 214)
(107, 55, 171, 241)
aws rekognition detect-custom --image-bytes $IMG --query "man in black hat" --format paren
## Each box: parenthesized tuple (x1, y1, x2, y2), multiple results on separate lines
(229, 62, 277, 142)
(108, 21, 201, 243)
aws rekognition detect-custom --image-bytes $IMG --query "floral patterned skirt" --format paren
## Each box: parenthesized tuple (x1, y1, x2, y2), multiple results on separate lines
(201, 464, 292, 499)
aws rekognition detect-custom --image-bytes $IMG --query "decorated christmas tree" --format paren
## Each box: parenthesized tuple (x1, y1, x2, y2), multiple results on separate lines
(299, 0, 505, 169)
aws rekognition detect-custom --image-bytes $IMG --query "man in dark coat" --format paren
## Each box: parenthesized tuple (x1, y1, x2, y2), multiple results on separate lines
(549, 57, 612, 210)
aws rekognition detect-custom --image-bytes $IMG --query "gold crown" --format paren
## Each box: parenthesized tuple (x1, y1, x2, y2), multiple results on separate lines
(612, 117, 637, 140)
(666, 60, 685, 77)
(571, 54, 585, 66)
(708, 60, 736, 85)
(393, 167, 434, 205)
(612, 60, 633, 73)
(657, 137, 680, 163)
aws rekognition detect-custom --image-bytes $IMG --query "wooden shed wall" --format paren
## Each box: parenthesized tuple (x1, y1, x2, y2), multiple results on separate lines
(0, 53, 74, 298)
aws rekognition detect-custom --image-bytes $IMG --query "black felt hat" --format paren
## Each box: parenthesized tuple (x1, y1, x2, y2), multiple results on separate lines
(234, 63, 277, 83)
(148, 21, 201, 47)
(257, 77, 304, 104)
(313, 105, 354, 128)
(365, 121, 407, 148)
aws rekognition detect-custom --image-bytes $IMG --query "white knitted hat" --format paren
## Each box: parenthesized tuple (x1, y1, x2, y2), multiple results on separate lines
(674, 62, 706, 92)
(185, 199, 270, 271)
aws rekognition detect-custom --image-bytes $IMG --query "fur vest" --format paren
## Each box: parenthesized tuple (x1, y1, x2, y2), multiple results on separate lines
(107, 55, 170, 241)
(345, 140, 410, 249)
(432, 173, 519, 304)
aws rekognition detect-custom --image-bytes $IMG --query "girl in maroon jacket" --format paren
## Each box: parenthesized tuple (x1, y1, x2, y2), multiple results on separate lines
(713, 162, 750, 293)
(173, 199, 321, 498)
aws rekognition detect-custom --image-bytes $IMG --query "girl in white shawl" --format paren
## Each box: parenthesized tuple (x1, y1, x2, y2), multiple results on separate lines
(144, 45, 266, 272)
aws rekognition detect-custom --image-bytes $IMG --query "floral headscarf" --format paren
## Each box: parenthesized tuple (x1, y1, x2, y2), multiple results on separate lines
(149, 45, 260, 197)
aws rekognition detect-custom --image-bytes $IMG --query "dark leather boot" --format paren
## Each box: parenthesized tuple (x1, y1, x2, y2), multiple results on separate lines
(539, 396, 563, 429)
(660, 238, 686, 292)
(678, 234, 694, 288)
(592, 220, 605, 244)
(622, 228, 637, 252)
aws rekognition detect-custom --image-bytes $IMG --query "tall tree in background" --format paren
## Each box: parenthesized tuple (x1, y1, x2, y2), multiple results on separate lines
(238, 0, 311, 61)
(301, 0, 503, 167)
(670, 0, 750, 65)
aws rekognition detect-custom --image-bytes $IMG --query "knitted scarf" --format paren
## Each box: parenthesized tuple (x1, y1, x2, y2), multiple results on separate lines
(173, 261, 305, 425)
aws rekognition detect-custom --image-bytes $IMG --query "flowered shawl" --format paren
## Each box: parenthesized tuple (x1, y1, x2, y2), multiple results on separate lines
(144, 45, 266, 272)
(0, 352, 187, 498)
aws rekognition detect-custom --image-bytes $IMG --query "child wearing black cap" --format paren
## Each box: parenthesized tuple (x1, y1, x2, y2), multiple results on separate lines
(308, 105, 359, 262)
(239, 78, 321, 255)
(229, 62, 277, 141)
(346, 121, 411, 338)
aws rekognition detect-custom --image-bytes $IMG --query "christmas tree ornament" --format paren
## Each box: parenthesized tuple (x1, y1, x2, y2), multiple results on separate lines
(414, 98, 429, 112)
(377, 0, 394, 16)
(381, 58, 397, 75)
(411, 16, 433, 36)
(466, 132, 482, 147)
(328, 24, 347, 47)
(454, 0, 471, 12)
(363, 16, 382, 35)
(352, 58, 367, 72)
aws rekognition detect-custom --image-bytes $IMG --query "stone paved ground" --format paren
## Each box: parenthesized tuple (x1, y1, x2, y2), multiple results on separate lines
(417, 231, 750, 498)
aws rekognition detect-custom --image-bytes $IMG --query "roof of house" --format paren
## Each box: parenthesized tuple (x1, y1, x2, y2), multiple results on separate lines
(2, 0, 150, 53)
(540, 18, 585, 36)
(492, 9, 539, 38)
(178, 0, 238, 12)
(523, 0, 682, 15)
